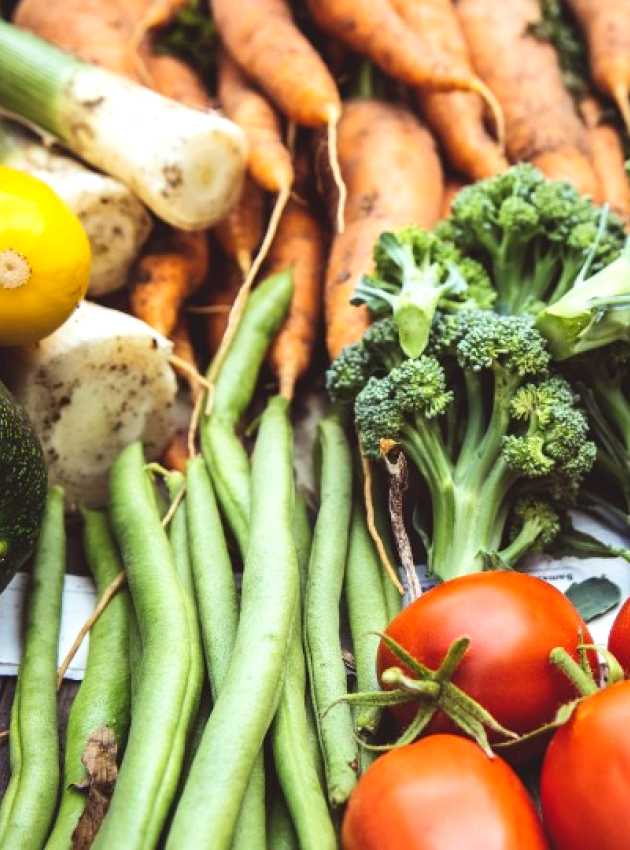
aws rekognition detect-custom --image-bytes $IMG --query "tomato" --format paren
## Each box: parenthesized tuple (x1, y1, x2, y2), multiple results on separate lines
(342, 735, 549, 850)
(608, 596, 630, 676)
(377, 571, 594, 749)
(541, 680, 630, 850)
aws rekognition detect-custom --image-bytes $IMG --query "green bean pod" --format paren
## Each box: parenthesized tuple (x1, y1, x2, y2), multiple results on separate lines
(45, 509, 132, 850)
(201, 270, 294, 553)
(91, 443, 191, 850)
(142, 473, 205, 846)
(268, 794, 299, 850)
(345, 501, 391, 735)
(272, 493, 337, 850)
(0, 487, 65, 850)
(304, 412, 358, 807)
(167, 395, 299, 850)
(186, 453, 266, 850)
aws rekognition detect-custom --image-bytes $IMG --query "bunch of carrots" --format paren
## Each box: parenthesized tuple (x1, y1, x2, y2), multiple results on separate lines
(9, 0, 630, 438)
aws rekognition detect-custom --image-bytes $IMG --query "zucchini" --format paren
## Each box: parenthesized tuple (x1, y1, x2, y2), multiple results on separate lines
(0, 379, 47, 589)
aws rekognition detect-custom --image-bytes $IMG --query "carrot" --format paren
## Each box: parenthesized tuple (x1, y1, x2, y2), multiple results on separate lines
(419, 92, 508, 180)
(130, 230, 209, 337)
(204, 260, 243, 354)
(214, 177, 266, 275)
(267, 199, 325, 399)
(162, 430, 190, 473)
(212, 0, 339, 128)
(580, 97, 630, 221)
(457, 0, 601, 199)
(217, 49, 293, 194)
(441, 178, 468, 219)
(307, 0, 503, 136)
(323, 100, 444, 360)
(565, 0, 630, 134)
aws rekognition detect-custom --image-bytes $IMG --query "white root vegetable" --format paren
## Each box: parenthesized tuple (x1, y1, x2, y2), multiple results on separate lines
(6, 301, 179, 508)
(0, 20, 247, 230)
(1, 120, 152, 296)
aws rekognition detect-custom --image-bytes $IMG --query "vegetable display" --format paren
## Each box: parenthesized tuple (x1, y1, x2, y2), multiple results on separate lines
(3, 2, 630, 849)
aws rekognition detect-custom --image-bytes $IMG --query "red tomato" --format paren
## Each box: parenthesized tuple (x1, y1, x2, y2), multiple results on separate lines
(541, 681, 630, 850)
(608, 596, 630, 675)
(377, 572, 594, 747)
(342, 735, 549, 850)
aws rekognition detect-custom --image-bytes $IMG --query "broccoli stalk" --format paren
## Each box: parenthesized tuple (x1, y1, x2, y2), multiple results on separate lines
(351, 228, 495, 359)
(536, 240, 630, 360)
(334, 310, 596, 582)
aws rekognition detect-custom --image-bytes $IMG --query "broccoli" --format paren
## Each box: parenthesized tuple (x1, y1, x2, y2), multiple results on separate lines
(347, 309, 596, 581)
(326, 318, 404, 403)
(438, 164, 629, 359)
(567, 345, 630, 521)
(351, 228, 495, 358)
(493, 497, 562, 568)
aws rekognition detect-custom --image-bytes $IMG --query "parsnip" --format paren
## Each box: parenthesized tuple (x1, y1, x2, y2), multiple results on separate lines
(6, 301, 178, 508)
(0, 21, 247, 230)
(1, 120, 152, 296)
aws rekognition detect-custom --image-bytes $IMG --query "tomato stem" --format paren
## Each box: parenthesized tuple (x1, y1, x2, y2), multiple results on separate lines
(550, 647, 599, 697)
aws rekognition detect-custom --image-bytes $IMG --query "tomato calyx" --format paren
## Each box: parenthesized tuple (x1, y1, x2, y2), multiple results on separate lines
(332, 632, 519, 756)
(496, 643, 625, 753)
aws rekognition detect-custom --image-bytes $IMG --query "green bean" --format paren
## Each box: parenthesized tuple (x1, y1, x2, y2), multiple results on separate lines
(144, 473, 204, 845)
(201, 270, 293, 553)
(184, 456, 265, 850)
(0, 684, 21, 841)
(304, 412, 358, 807)
(167, 395, 299, 850)
(45, 509, 132, 850)
(268, 794, 299, 850)
(0, 487, 65, 850)
(345, 500, 391, 736)
(91, 443, 191, 850)
(272, 491, 337, 850)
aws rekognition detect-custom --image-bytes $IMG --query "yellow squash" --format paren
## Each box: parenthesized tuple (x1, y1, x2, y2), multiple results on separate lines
(0, 165, 91, 346)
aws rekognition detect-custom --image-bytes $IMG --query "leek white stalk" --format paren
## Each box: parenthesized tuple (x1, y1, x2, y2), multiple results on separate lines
(0, 120, 152, 296)
(6, 301, 179, 508)
(0, 20, 247, 230)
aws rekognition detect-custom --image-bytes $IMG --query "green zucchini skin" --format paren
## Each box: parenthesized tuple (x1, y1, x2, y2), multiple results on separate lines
(0, 379, 47, 589)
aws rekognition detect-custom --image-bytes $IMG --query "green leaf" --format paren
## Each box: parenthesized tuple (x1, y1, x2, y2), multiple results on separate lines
(565, 576, 622, 622)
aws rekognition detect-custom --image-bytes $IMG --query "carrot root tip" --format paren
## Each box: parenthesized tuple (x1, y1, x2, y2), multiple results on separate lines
(327, 106, 347, 235)
(472, 79, 505, 151)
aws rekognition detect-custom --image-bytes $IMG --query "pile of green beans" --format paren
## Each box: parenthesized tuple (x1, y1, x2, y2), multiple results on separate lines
(45, 508, 132, 850)
(0, 252, 411, 850)
(91, 443, 192, 850)
(167, 395, 299, 850)
(0, 487, 65, 850)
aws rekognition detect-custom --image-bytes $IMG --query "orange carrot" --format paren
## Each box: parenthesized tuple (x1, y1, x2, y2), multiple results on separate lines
(217, 49, 294, 193)
(170, 316, 204, 397)
(441, 178, 468, 219)
(212, 0, 340, 128)
(307, 0, 503, 130)
(130, 230, 209, 337)
(566, 0, 630, 134)
(324, 100, 444, 360)
(214, 177, 266, 275)
(581, 97, 630, 221)
(162, 430, 190, 473)
(204, 260, 243, 354)
(419, 92, 508, 179)
(267, 199, 325, 399)
(457, 0, 601, 199)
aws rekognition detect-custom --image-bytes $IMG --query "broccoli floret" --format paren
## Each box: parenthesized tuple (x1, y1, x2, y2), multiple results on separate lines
(351, 310, 596, 580)
(325, 318, 403, 403)
(441, 164, 626, 319)
(351, 227, 495, 358)
(495, 497, 562, 567)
